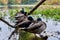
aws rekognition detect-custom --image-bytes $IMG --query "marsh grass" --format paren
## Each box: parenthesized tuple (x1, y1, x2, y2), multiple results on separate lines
(32, 8, 60, 21)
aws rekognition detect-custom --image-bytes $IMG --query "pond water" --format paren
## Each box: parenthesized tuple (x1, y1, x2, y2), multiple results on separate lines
(0, 8, 60, 40)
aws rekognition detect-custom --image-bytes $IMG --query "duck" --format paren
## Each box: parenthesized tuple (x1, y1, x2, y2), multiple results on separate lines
(15, 8, 27, 20)
(15, 16, 34, 28)
(15, 9, 27, 25)
(21, 18, 47, 34)
(8, 16, 34, 39)
(20, 18, 47, 39)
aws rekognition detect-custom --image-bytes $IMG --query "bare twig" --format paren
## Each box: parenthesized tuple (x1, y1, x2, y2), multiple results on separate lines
(8, 30, 15, 39)
(0, 18, 15, 28)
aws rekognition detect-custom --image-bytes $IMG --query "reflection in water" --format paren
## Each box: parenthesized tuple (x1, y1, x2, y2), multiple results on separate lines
(0, 9, 60, 40)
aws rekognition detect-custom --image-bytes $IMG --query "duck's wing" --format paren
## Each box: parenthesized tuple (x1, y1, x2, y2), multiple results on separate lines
(27, 22, 42, 30)
(20, 21, 47, 34)
(27, 21, 47, 30)
(15, 20, 29, 27)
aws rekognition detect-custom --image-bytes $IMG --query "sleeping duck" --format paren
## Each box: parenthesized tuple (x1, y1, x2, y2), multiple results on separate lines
(15, 16, 34, 28)
(15, 9, 27, 25)
(21, 18, 47, 34)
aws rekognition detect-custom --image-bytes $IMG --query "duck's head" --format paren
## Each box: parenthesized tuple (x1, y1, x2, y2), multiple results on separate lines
(28, 16, 34, 21)
(37, 18, 42, 21)
(20, 8, 25, 13)
(20, 8, 27, 16)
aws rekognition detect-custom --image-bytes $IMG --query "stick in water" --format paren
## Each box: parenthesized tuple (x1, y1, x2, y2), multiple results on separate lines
(28, 0, 46, 15)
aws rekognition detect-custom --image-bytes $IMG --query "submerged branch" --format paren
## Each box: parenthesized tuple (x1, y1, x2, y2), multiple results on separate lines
(0, 18, 15, 28)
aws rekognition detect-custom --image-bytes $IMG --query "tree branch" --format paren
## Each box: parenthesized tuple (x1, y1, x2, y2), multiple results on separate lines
(28, 0, 46, 15)
(0, 18, 15, 28)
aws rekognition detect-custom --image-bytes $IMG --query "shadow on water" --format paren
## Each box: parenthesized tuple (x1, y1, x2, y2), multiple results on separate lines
(0, 6, 60, 40)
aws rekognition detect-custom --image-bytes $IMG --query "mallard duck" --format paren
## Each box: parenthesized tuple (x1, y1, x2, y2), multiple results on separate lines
(15, 16, 34, 28)
(21, 18, 47, 34)
(15, 8, 27, 20)
(15, 11, 27, 25)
